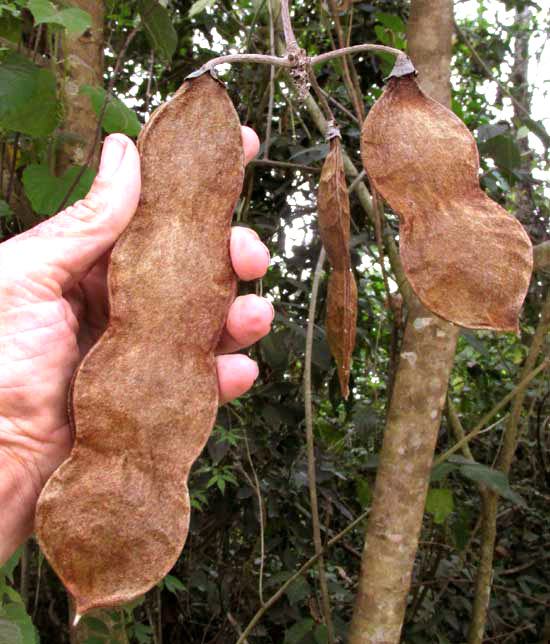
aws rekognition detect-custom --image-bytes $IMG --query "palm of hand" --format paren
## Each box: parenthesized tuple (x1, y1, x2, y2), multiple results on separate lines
(0, 266, 108, 494)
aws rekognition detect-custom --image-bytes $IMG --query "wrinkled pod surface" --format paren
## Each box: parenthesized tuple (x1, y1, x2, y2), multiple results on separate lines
(35, 73, 244, 616)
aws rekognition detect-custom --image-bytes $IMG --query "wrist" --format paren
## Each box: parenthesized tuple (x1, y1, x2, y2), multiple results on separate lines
(0, 450, 40, 565)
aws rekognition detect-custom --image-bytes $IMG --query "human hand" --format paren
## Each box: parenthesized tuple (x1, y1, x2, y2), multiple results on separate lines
(0, 130, 271, 564)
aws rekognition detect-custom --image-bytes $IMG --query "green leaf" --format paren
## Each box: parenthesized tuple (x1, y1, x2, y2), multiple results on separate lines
(0, 52, 58, 136)
(285, 575, 310, 605)
(0, 602, 38, 644)
(163, 574, 186, 594)
(138, 0, 177, 61)
(80, 85, 141, 137)
(479, 134, 521, 173)
(426, 488, 454, 524)
(23, 163, 96, 215)
(524, 117, 550, 150)
(0, 13, 22, 42)
(132, 623, 153, 644)
(284, 618, 314, 644)
(83, 616, 110, 634)
(25, 0, 57, 23)
(430, 462, 455, 483)
(375, 12, 406, 34)
(0, 199, 13, 219)
(452, 458, 526, 507)
(313, 624, 328, 644)
(1, 547, 22, 583)
(0, 618, 23, 644)
(26, 0, 91, 37)
(188, 0, 217, 18)
(355, 478, 371, 508)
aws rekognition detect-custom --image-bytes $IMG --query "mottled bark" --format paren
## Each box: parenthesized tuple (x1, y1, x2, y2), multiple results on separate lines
(347, 2, 456, 642)
(57, 0, 104, 173)
(407, 0, 453, 107)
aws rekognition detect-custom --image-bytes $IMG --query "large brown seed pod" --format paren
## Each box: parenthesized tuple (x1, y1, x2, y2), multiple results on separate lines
(318, 136, 357, 398)
(34, 73, 244, 617)
(361, 70, 533, 331)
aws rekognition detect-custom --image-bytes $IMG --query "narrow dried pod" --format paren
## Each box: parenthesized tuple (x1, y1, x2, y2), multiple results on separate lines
(361, 58, 533, 331)
(318, 136, 350, 271)
(326, 269, 358, 399)
(35, 72, 244, 617)
(318, 135, 357, 398)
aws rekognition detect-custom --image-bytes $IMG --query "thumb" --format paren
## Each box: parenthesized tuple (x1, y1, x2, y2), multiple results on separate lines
(0, 134, 141, 294)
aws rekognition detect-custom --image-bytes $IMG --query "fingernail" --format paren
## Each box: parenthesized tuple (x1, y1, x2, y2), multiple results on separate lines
(257, 240, 271, 265)
(98, 136, 125, 178)
(252, 361, 260, 380)
(264, 298, 275, 321)
(243, 227, 260, 241)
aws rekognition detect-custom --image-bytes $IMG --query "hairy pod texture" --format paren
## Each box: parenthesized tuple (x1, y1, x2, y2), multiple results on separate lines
(361, 74, 533, 331)
(318, 137, 357, 398)
(35, 73, 244, 616)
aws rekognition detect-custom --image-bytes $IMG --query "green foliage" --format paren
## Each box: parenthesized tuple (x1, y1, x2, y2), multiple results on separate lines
(23, 164, 96, 215)
(188, 0, 217, 19)
(0, 52, 58, 136)
(425, 488, 454, 525)
(80, 85, 142, 137)
(137, 0, 177, 62)
(26, 0, 91, 37)
(0, 551, 38, 644)
(284, 618, 314, 643)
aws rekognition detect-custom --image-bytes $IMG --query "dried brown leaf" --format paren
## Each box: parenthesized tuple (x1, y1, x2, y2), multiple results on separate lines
(318, 137, 351, 272)
(326, 268, 358, 399)
(361, 74, 533, 331)
(35, 73, 244, 616)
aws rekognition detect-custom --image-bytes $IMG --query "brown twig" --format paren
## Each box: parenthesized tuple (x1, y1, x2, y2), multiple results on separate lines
(235, 509, 369, 644)
(434, 358, 550, 467)
(303, 246, 335, 642)
(250, 158, 320, 173)
(327, 0, 364, 123)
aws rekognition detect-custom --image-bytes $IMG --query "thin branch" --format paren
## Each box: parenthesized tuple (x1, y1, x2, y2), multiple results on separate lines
(311, 43, 402, 66)
(304, 246, 335, 643)
(250, 159, 320, 173)
(434, 358, 550, 467)
(307, 67, 335, 124)
(327, 0, 364, 123)
(243, 430, 266, 605)
(201, 53, 292, 72)
(263, 0, 276, 159)
(235, 509, 369, 644)
(227, 613, 249, 643)
(321, 87, 359, 124)
(200, 43, 402, 74)
(280, 0, 299, 54)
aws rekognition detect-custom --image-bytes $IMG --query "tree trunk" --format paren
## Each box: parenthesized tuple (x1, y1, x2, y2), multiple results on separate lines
(348, 2, 456, 642)
(57, 0, 105, 174)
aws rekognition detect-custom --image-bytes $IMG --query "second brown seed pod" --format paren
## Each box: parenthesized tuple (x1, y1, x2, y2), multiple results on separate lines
(361, 59, 532, 332)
